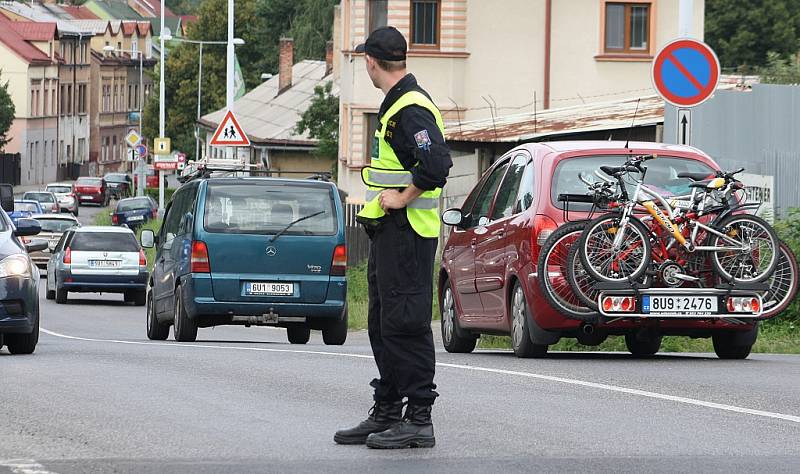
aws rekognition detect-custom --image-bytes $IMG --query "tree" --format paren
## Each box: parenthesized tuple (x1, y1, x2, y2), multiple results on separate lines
(757, 51, 800, 83)
(0, 70, 15, 152)
(705, 0, 800, 68)
(296, 81, 339, 160)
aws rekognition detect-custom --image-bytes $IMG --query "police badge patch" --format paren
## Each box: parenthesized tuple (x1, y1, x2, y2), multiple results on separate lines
(414, 129, 432, 151)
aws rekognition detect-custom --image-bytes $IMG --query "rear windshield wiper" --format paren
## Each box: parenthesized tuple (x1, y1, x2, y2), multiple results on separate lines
(269, 211, 325, 243)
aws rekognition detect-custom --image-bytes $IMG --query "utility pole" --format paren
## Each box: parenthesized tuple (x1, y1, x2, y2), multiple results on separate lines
(158, 0, 166, 213)
(226, 0, 234, 161)
(195, 43, 203, 163)
(679, 0, 693, 38)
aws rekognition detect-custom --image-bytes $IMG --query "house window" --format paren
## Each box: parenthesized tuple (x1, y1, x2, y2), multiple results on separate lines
(113, 85, 118, 111)
(51, 88, 57, 115)
(604, 2, 651, 54)
(132, 38, 139, 59)
(79, 84, 87, 114)
(43, 83, 49, 116)
(112, 135, 117, 160)
(368, 0, 388, 33)
(67, 85, 72, 114)
(410, 0, 439, 47)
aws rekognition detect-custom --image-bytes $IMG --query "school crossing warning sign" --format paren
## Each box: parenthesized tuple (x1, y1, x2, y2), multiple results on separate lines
(210, 110, 250, 147)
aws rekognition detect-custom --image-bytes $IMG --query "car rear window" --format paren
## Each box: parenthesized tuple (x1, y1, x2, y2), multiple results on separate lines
(117, 198, 151, 212)
(105, 174, 128, 183)
(204, 183, 337, 235)
(47, 186, 72, 193)
(70, 232, 140, 252)
(24, 192, 55, 203)
(37, 218, 78, 232)
(551, 155, 716, 210)
(77, 178, 102, 186)
(15, 202, 40, 212)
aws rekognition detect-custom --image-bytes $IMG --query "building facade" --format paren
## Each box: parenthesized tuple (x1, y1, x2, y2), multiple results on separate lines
(57, 28, 93, 176)
(336, 0, 705, 202)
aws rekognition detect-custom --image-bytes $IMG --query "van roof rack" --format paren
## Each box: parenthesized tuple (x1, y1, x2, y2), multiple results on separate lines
(178, 158, 332, 183)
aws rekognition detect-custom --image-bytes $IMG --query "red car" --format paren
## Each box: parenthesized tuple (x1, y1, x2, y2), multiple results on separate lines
(74, 177, 109, 206)
(438, 141, 765, 359)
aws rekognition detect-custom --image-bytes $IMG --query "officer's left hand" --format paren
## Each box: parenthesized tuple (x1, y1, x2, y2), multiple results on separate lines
(379, 189, 406, 211)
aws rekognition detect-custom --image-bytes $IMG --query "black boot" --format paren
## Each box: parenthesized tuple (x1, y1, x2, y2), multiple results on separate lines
(365, 404, 435, 449)
(334, 400, 404, 445)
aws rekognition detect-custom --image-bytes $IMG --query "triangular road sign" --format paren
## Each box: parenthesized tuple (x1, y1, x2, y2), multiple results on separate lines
(210, 110, 250, 147)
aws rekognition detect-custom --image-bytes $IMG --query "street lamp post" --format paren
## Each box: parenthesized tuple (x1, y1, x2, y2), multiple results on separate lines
(162, 36, 244, 164)
(103, 45, 145, 196)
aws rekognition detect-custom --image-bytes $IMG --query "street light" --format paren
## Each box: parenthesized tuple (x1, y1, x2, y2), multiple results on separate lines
(103, 44, 146, 197)
(162, 35, 245, 165)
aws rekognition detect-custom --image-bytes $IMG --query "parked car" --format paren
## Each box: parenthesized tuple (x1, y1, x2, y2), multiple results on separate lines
(28, 213, 81, 269)
(134, 166, 162, 189)
(47, 226, 148, 305)
(438, 141, 763, 358)
(141, 176, 347, 344)
(45, 182, 79, 216)
(112, 196, 158, 230)
(104, 173, 133, 199)
(0, 187, 47, 354)
(10, 200, 43, 226)
(74, 177, 109, 207)
(22, 191, 59, 214)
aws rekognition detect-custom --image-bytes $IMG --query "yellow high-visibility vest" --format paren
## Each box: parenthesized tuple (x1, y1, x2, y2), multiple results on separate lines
(357, 91, 445, 238)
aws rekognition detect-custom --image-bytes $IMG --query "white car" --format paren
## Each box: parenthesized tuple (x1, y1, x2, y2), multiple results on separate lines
(45, 182, 79, 216)
(28, 213, 81, 269)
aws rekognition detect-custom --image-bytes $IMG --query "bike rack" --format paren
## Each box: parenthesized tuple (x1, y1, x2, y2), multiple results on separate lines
(594, 281, 768, 320)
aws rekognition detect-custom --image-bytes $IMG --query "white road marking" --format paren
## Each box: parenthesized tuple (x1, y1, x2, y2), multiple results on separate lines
(41, 328, 800, 424)
(0, 459, 57, 474)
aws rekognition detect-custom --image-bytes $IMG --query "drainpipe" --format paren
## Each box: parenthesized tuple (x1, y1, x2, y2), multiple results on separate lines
(544, 0, 552, 110)
(72, 35, 78, 179)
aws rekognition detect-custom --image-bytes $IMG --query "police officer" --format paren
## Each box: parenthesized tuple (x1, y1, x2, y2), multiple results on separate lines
(334, 26, 452, 450)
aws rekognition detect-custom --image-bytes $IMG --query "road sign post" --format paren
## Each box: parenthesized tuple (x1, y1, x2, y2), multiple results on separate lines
(154, 137, 172, 210)
(677, 109, 692, 145)
(652, 39, 720, 108)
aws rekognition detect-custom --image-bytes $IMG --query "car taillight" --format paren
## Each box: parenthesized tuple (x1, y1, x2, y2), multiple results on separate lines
(52, 203, 58, 212)
(601, 296, 636, 313)
(191, 241, 210, 273)
(112, 214, 119, 225)
(139, 249, 147, 266)
(331, 244, 347, 276)
(64, 247, 71, 264)
(532, 214, 559, 262)
(151, 209, 158, 219)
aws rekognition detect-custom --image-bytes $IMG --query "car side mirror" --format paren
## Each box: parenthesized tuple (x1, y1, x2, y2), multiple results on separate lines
(140, 229, 155, 248)
(14, 218, 41, 237)
(0, 184, 13, 212)
(441, 208, 464, 227)
(25, 238, 48, 253)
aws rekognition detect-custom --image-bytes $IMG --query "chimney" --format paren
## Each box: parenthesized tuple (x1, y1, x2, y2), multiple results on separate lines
(325, 40, 334, 76)
(278, 37, 294, 92)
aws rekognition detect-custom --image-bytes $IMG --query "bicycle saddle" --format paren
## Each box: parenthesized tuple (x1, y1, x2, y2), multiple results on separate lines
(678, 171, 714, 181)
(688, 177, 726, 190)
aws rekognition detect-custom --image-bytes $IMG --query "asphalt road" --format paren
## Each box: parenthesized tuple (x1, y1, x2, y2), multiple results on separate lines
(1, 205, 799, 473)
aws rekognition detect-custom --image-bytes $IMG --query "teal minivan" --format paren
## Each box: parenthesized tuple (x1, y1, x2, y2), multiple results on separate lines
(141, 177, 347, 345)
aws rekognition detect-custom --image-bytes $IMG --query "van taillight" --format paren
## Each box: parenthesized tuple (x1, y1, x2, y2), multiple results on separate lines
(139, 249, 147, 266)
(64, 247, 71, 264)
(191, 241, 210, 273)
(331, 244, 347, 276)
(532, 215, 559, 262)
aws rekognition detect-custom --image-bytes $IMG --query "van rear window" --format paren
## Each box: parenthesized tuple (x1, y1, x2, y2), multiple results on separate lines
(551, 155, 716, 210)
(204, 183, 337, 235)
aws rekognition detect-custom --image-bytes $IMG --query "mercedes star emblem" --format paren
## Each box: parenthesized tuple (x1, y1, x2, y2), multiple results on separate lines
(266, 246, 277, 257)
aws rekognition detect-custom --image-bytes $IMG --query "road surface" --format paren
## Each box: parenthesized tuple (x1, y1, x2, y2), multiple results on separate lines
(1, 205, 799, 473)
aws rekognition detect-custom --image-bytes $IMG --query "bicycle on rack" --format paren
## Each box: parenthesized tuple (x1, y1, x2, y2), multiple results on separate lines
(576, 155, 779, 286)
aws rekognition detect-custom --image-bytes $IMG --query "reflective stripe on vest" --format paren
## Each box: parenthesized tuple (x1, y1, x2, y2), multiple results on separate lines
(357, 90, 445, 238)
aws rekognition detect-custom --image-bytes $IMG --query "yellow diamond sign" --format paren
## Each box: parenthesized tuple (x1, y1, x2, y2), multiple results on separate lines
(125, 129, 142, 148)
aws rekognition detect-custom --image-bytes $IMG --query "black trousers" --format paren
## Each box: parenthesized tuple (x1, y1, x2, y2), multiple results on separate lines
(367, 211, 438, 406)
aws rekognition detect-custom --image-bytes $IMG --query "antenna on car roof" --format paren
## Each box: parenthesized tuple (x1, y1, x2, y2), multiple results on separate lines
(623, 97, 641, 151)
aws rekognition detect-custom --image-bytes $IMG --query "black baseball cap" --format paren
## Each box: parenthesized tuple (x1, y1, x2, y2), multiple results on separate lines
(355, 26, 407, 61)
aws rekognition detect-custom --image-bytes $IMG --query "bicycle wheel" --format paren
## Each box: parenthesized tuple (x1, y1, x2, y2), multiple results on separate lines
(566, 240, 599, 310)
(536, 221, 597, 321)
(709, 214, 779, 284)
(760, 241, 798, 319)
(579, 213, 651, 283)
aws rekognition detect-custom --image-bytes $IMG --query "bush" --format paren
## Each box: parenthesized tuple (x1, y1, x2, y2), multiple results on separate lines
(144, 188, 176, 204)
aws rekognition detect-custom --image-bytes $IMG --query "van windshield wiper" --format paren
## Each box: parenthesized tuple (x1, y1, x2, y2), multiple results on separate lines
(269, 211, 325, 243)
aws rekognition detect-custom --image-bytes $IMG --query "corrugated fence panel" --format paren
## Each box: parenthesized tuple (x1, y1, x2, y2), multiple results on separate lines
(664, 84, 800, 216)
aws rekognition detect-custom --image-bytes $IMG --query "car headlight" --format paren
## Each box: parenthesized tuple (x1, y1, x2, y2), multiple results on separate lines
(0, 254, 32, 278)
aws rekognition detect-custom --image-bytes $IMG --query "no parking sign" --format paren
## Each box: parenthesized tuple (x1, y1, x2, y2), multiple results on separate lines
(652, 39, 720, 107)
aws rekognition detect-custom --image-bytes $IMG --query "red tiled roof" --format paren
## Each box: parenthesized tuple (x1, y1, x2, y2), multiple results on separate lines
(60, 6, 99, 20)
(122, 22, 137, 35)
(8, 21, 57, 42)
(181, 15, 198, 24)
(120, 21, 151, 36)
(0, 16, 52, 64)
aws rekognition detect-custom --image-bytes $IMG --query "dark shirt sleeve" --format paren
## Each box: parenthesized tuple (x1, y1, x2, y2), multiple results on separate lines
(387, 106, 453, 191)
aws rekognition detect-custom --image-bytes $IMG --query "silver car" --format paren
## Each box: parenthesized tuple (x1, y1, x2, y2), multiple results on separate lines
(45, 182, 79, 216)
(22, 191, 59, 214)
(46, 226, 148, 305)
(29, 213, 81, 269)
